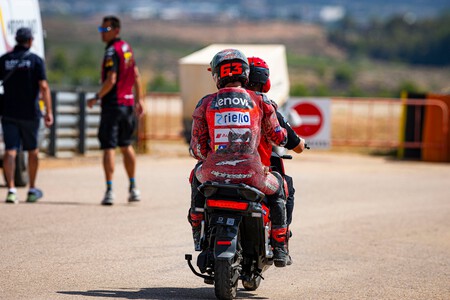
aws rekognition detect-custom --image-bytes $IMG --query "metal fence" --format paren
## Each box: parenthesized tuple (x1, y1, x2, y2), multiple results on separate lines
(44, 91, 183, 157)
(331, 97, 448, 153)
(44, 90, 99, 157)
(139, 92, 182, 141)
(43, 92, 449, 157)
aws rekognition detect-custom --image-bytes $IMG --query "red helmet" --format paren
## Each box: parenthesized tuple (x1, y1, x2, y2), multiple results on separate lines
(247, 56, 271, 93)
(210, 49, 249, 89)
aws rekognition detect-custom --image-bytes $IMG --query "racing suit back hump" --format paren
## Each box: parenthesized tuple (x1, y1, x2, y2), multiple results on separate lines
(208, 87, 261, 156)
(192, 87, 287, 195)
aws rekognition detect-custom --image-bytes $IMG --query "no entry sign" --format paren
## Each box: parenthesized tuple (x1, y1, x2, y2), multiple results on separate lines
(291, 102, 323, 137)
(282, 98, 331, 149)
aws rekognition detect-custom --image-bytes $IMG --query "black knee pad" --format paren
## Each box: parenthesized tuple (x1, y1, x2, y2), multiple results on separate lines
(267, 196, 287, 227)
(284, 175, 295, 225)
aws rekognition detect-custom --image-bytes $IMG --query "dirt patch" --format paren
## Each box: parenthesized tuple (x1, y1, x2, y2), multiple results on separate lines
(40, 154, 101, 169)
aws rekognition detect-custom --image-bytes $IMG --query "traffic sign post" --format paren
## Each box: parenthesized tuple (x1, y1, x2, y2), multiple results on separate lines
(282, 98, 331, 149)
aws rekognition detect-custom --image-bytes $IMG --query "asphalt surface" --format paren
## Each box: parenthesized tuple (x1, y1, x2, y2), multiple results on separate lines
(1, 150, 449, 300)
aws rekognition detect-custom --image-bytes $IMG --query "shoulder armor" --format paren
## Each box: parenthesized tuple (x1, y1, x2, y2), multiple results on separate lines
(261, 93, 272, 105)
(195, 94, 214, 108)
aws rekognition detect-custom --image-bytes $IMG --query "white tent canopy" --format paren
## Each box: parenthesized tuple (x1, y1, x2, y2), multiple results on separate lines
(179, 44, 290, 139)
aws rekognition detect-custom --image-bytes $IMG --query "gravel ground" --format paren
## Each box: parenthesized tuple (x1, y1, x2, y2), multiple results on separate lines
(1, 149, 449, 300)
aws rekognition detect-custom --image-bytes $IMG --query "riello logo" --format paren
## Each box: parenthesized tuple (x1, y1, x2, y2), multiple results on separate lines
(215, 112, 250, 126)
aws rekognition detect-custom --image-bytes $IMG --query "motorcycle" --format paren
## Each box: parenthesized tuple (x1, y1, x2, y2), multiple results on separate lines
(185, 152, 293, 300)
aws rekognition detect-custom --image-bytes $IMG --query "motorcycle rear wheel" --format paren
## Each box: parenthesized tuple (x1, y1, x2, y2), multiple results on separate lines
(214, 259, 238, 300)
(242, 276, 261, 291)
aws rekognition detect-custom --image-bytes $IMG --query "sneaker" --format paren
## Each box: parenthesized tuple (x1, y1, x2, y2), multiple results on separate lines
(5, 192, 18, 204)
(128, 188, 141, 202)
(101, 190, 114, 206)
(26, 189, 43, 203)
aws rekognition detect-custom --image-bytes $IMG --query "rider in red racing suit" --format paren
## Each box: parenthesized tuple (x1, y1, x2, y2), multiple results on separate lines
(191, 88, 284, 193)
(189, 49, 290, 267)
(247, 56, 305, 265)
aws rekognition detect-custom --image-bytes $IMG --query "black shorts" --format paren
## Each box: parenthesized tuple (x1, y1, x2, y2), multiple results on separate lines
(98, 106, 136, 149)
(1, 117, 41, 151)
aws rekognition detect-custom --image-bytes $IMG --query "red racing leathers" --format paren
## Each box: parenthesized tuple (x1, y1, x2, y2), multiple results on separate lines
(257, 104, 303, 230)
(190, 87, 287, 195)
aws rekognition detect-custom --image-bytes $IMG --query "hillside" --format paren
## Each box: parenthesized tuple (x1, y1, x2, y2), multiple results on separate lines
(43, 16, 450, 96)
(40, 0, 450, 23)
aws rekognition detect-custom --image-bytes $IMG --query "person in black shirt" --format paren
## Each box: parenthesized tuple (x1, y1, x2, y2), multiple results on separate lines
(0, 27, 53, 204)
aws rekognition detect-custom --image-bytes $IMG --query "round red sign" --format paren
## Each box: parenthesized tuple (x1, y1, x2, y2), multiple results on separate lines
(291, 102, 323, 137)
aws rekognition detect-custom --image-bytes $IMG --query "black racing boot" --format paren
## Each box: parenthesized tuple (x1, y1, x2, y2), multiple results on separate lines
(189, 165, 206, 251)
(286, 254, 293, 266)
(284, 175, 295, 266)
(266, 171, 289, 267)
(188, 210, 204, 251)
(272, 226, 288, 267)
(286, 229, 293, 266)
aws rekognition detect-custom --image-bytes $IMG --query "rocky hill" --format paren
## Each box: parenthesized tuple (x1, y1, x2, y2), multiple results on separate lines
(43, 16, 450, 96)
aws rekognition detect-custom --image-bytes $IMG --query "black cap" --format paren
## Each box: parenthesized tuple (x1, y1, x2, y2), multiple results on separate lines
(15, 27, 33, 42)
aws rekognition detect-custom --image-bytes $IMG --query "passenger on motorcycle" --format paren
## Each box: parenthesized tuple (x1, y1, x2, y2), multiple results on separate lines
(189, 48, 290, 267)
(247, 56, 306, 265)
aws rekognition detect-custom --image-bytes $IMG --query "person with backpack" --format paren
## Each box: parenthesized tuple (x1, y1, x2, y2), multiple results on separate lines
(0, 27, 53, 204)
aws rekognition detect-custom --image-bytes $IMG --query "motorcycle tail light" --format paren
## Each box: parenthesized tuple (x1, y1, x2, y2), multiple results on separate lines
(217, 240, 232, 246)
(206, 199, 249, 210)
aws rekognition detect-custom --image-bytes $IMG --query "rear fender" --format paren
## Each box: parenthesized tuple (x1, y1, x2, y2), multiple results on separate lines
(210, 215, 241, 261)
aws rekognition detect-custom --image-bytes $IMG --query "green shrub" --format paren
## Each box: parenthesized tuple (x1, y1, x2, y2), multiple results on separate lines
(334, 65, 355, 84)
(290, 84, 310, 96)
(147, 74, 178, 92)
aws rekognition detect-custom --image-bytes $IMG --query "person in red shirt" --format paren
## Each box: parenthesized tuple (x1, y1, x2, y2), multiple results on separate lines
(247, 56, 306, 265)
(189, 49, 290, 267)
(87, 16, 144, 205)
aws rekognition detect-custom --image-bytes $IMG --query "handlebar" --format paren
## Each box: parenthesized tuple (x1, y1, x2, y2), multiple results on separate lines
(272, 142, 310, 160)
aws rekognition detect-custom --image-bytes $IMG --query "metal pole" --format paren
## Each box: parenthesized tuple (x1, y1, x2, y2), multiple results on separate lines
(78, 92, 86, 154)
(48, 91, 57, 157)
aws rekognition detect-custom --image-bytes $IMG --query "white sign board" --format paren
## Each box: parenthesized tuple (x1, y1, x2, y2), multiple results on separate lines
(0, 0, 44, 58)
(283, 97, 331, 149)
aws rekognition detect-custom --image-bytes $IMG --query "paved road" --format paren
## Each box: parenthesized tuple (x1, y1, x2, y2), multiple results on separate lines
(1, 150, 449, 300)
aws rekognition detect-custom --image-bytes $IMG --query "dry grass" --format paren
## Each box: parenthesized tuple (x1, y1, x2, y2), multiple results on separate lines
(331, 100, 402, 148)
